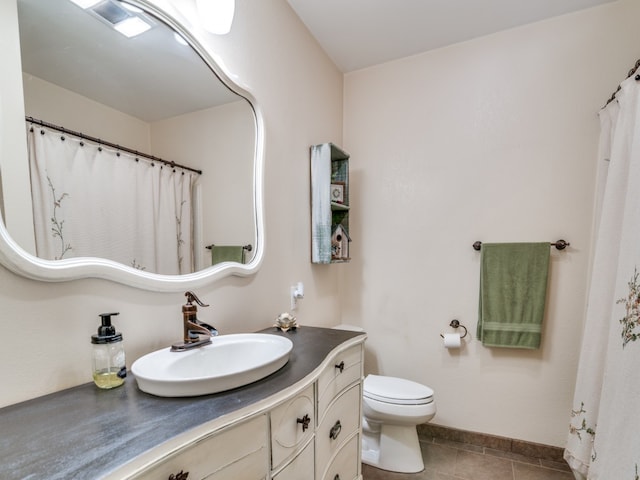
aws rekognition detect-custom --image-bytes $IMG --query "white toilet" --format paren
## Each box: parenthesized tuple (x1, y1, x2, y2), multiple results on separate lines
(332, 323, 436, 474)
(361, 374, 436, 473)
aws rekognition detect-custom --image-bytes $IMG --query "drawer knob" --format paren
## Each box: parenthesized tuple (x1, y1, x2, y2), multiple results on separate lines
(334, 476, 341, 480)
(329, 420, 342, 440)
(297, 413, 311, 432)
(168, 470, 189, 480)
(335, 361, 345, 373)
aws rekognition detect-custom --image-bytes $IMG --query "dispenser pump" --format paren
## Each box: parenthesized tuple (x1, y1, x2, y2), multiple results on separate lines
(92, 312, 122, 344)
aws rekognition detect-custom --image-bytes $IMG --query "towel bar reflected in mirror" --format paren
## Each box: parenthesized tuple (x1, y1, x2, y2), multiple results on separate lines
(206, 244, 252, 251)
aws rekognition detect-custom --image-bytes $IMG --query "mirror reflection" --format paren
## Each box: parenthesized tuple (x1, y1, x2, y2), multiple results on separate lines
(11, 0, 256, 275)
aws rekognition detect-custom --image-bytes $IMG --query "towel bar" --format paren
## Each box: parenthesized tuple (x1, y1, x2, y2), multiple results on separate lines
(205, 244, 252, 251)
(472, 239, 569, 251)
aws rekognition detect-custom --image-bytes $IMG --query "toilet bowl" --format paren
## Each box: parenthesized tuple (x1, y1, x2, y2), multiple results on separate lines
(361, 374, 436, 473)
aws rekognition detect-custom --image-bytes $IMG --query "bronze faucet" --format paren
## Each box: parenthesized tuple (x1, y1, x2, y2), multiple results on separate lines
(171, 291, 218, 352)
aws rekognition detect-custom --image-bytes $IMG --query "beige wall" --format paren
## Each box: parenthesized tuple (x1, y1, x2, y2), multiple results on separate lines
(342, 0, 640, 447)
(23, 74, 151, 151)
(0, 0, 343, 408)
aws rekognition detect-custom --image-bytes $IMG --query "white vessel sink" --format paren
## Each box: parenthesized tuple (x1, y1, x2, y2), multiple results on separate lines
(132, 333, 293, 397)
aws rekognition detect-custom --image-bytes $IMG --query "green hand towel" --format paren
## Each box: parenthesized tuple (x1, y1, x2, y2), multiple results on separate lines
(477, 242, 550, 349)
(211, 245, 245, 265)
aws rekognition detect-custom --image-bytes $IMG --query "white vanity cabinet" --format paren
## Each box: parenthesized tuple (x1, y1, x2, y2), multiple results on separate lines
(132, 415, 268, 480)
(116, 335, 365, 480)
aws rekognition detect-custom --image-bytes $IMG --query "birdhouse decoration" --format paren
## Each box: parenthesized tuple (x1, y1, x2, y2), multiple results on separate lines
(331, 224, 351, 261)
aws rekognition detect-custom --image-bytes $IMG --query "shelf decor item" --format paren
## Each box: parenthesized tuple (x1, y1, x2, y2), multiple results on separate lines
(311, 143, 351, 264)
(330, 183, 345, 204)
(331, 224, 350, 261)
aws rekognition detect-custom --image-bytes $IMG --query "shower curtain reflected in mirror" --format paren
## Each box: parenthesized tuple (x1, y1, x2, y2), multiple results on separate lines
(27, 124, 199, 275)
(565, 70, 640, 479)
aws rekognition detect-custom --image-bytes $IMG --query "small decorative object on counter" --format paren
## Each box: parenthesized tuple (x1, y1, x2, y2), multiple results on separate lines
(274, 312, 298, 332)
(91, 312, 126, 389)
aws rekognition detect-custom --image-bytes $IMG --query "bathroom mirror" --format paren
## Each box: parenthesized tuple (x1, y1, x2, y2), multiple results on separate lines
(0, 0, 264, 291)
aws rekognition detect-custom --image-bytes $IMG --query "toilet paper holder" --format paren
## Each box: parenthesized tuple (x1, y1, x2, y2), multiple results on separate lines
(440, 319, 468, 339)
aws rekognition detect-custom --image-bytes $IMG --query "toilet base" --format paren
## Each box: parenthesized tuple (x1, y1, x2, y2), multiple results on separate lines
(362, 422, 424, 473)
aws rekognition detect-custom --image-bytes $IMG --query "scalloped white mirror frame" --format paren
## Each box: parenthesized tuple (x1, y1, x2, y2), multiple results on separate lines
(0, 0, 264, 292)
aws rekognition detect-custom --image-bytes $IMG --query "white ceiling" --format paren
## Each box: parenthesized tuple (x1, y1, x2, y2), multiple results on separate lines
(286, 0, 618, 72)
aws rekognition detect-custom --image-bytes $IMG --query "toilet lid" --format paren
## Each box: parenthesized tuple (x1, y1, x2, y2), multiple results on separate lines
(363, 375, 434, 405)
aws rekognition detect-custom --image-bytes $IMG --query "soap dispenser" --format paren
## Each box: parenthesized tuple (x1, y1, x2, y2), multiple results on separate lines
(91, 312, 126, 389)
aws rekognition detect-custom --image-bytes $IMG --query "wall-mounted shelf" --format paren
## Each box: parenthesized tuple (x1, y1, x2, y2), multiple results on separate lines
(311, 142, 351, 264)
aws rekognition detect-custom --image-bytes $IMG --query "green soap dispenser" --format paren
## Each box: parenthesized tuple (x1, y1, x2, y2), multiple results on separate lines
(91, 312, 126, 389)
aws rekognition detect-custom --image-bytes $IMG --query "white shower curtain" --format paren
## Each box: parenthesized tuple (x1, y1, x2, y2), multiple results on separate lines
(565, 71, 640, 479)
(27, 124, 199, 275)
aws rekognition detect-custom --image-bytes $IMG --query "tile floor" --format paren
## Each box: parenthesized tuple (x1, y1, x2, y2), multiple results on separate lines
(362, 436, 575, 480)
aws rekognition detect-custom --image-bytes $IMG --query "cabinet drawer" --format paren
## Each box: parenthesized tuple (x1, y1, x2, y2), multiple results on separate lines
(317, 345, 362, 421)
(316, 384, 361, 478)
(321, 434, 359, 480)
(272, 438, 314, 480)
(206, 448, 267, 480)
(270, 384, 315, 469)
(134, 415, 267, 480)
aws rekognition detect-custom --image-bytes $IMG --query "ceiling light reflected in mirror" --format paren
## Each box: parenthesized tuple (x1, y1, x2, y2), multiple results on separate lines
(196, 0, 235, 35)
(68, 0, 153, 39)
(69, 0, 101, 8)
(113, 15, 151, 37)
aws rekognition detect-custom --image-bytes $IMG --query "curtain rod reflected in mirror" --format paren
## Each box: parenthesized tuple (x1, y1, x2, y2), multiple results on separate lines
(26, 116, 203, 175)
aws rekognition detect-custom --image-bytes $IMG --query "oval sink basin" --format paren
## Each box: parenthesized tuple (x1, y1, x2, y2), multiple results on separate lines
(132, 333, 293, 397)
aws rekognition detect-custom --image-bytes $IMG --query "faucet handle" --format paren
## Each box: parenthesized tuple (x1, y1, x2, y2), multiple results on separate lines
(184, 291, 209, 308)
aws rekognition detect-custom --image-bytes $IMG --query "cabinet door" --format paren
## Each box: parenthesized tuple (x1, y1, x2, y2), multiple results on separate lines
(317, 345, 362, 422)
(133, 415, 268, 480)
(316, 385, 361, 479)
(272, 439, 314, 480)
(270, 385, 315, 470)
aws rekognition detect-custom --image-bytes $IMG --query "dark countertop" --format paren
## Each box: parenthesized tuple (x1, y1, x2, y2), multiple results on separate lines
(0, 326, 365, 480)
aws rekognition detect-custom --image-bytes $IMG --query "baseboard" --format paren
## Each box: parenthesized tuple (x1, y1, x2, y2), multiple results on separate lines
(417, 424, 566, 463)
